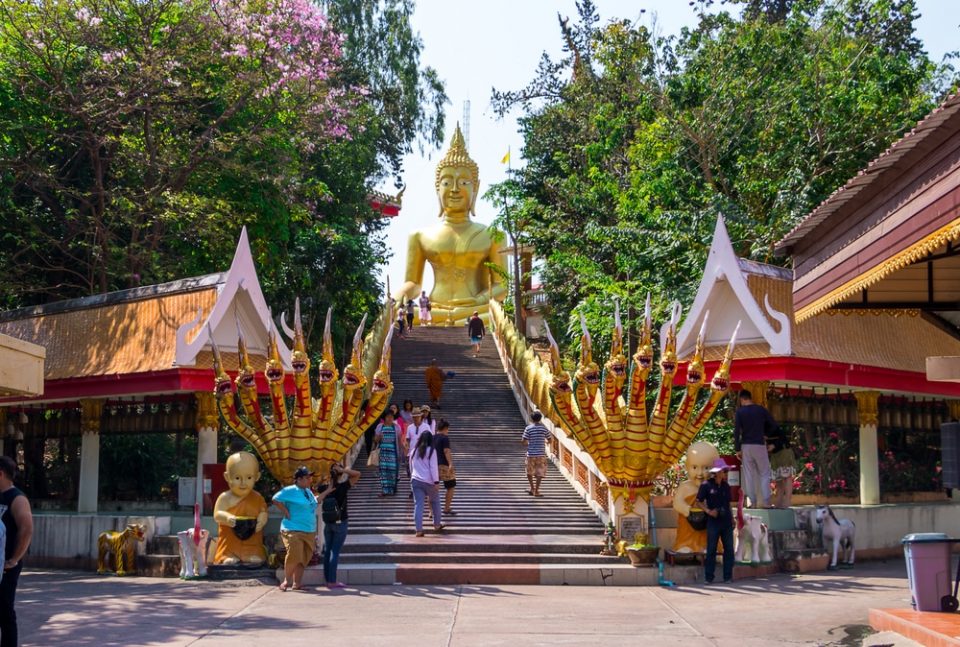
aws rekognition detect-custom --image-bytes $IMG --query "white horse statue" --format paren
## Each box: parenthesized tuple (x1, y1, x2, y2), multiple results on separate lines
(815, 505, 855, 570)
(178, 504, 210, 579)
(735, 490, 772, 564)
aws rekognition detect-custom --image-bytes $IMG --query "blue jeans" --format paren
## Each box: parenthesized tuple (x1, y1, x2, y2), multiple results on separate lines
(412, 479, 441, 531)
(705, 518, 735, 582)
(322, 521, 349, 584)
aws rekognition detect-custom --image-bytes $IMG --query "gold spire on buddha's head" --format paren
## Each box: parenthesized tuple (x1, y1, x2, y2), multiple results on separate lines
(435, 123, 479, 190)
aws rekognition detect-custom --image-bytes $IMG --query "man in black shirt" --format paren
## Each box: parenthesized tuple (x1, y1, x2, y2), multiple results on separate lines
(696, 458, 734, 584)
(0, 456, 32, 647)
(467, 312, 485, 357)
(734, 389, 774, 508)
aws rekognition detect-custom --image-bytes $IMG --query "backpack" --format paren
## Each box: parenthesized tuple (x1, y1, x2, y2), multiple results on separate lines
(321, 495, 341, 524)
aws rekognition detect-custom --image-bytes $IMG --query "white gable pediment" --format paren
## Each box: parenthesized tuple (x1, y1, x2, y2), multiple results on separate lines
(174, 227, 292, 368)
(676, 216, 791, 358)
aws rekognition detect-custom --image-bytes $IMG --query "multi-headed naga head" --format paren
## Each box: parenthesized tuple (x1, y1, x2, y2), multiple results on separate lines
(317, 308, 338, 386)
(605, 302, 628, 387)
(575, 312, 601, 390)
(264, 323, 285, 384)
(544, 322, 573, 395)
(210, 326, 234, 397)
(235, 327, 257, 391)
(342, 314, 367, 390)
(633, 295, 654, 376)
(685, 313, 708, 389)
(659, 302, 681, 378)
(372, 325, 394, 394)
(710, 322, 739, 392)
(289, 298, 309, 377)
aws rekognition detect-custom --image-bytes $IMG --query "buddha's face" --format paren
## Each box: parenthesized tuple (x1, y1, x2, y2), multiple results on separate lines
(224, 452, 259, 498)
(437, 165, 476, 216)
(686, 442, 719, 483)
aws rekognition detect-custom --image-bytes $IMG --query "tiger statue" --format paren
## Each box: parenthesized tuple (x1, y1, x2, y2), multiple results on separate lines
(97, 523, 145, 576)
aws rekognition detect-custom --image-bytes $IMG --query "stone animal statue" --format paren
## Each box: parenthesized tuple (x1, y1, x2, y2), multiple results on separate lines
(735, 490, 771, 564)
(98, 523, 146, 576)
(815, 505, 856, 570)
(178, 505, 210, 579)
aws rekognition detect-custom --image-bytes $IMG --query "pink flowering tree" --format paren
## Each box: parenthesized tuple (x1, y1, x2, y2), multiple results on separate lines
(0, 0, 361, 298)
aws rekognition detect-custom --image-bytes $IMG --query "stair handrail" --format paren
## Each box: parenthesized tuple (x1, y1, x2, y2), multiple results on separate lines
(489, 300, 610, 525)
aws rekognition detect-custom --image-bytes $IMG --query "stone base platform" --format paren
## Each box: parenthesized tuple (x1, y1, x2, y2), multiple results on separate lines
(870, 607, 960, 646)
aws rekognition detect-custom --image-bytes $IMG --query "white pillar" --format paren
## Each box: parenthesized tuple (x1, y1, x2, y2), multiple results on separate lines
(78, 399, 103, 513)
(194, 393, 219, 508)
(78, 431, 100, 513)
(854, 391, 881, 506)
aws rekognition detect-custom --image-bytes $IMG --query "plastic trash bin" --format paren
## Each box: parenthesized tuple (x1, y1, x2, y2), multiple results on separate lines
(902, 533, 953, 612)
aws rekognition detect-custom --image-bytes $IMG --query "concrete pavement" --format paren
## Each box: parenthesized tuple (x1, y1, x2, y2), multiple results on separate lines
(18, 560, 921, 646)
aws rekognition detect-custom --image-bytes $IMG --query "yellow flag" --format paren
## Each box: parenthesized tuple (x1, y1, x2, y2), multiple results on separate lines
(500, 150, 510, 164)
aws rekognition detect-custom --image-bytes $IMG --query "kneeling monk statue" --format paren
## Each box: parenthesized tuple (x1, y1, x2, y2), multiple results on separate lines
(397, 124, 507, 325)
(213, 451, 268, 565)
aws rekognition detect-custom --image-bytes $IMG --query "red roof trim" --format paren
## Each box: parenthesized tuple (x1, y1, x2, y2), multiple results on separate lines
(675, 357, 960, 397)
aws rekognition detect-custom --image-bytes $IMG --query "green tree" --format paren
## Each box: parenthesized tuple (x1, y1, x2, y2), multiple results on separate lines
(491, 0, 952, 353)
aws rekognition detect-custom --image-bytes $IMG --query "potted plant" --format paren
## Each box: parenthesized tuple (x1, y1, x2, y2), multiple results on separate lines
(624, 533, 659, 567)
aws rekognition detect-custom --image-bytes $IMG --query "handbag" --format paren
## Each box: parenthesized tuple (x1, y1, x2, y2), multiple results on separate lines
(686, 508, 708, 531)
(367, 447, 380, 467)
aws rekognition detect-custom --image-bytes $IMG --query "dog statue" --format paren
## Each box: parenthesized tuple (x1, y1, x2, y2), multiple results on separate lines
(178, 506, 210, 579)
(815, 505, 855, 570)
(735, 490, 772, 564)
(97, 523, 146, 576)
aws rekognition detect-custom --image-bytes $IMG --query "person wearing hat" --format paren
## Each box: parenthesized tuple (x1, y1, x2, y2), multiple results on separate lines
(695, 458, 735, 584)
(402, 407, 432, 496)
(272, 466, 318, 591)
(467, 311, 485, 357)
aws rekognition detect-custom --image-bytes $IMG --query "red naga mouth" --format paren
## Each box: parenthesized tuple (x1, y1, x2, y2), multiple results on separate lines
(610, 363, 627, 377)
(373, 378, 389, 392)
(638, 355, 653, 369)
(344, 373, 360, 386)
(712, 376, 729, 390)
(554, 380, 573, 394)
(687, 370, 702, 384)
(238, 373, 256, 389)
(661, 361, 676, 373)
(216, 379, 233, 396)
(292, 360, 308, 373)
(266, 366, 283, 381)
(319, 369, 334, 382)
(584, 372, 601, 385)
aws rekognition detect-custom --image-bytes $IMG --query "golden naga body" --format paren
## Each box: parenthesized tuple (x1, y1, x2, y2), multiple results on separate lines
(213, 302, 394, 484)
(397, 124, 507, 325)
(97, 523, 145, 576)
(492, 298, 738, 511)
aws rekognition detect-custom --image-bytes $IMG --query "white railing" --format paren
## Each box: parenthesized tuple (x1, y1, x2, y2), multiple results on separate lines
(490, 301, 610, 525)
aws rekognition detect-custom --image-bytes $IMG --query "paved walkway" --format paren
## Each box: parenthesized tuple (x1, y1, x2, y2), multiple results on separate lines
(19, 561, 920, 646)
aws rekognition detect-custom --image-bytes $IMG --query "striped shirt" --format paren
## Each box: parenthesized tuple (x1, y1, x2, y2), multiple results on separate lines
(522, 423, 551, 457)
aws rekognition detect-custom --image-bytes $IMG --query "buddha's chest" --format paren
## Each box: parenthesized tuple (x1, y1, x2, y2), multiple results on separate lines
(421, 226, 491, 261)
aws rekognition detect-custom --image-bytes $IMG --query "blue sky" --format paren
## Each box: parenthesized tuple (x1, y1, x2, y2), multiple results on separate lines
(378, 0, 958, 294)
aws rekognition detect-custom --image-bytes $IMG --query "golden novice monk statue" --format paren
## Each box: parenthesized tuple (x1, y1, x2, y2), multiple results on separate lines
(672, 441, 720, 554)
(213, 451, 268, 565)
(398, 124, 507, 324)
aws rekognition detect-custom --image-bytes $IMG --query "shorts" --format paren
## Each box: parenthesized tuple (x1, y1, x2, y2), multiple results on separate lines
(525, 455, 548, 478)
(439, 465, 456, 489)
(471, 336, 483, 344)
(281, 530, 316, 568)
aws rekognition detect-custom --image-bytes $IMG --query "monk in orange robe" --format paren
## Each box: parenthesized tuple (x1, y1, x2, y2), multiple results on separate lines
(424, 359, 446, 409)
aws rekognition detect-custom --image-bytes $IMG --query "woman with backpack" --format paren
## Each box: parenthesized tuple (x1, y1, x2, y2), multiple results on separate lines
(410, 431, 443, 537)
(318, 462, 360, 589)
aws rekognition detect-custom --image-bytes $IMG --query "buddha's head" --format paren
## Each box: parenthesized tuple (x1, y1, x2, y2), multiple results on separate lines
(224, 451, 260, 499)
(686, 441, 719, 484)
(435, 124, 479, 220)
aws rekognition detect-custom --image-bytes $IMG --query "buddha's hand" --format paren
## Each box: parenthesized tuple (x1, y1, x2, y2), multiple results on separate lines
(255, 513, 268, 532)
(225, 514, 237, 528)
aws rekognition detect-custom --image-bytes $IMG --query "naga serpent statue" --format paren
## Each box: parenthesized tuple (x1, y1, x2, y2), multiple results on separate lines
(492, 298, 738, 515)
(212, 301, 394, 484)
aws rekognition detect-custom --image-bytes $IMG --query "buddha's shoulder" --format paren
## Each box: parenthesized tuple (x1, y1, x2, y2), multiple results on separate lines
(412, 220, 494, 241)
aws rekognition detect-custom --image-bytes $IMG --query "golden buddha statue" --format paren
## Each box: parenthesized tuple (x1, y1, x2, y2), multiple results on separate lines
(398, 124, 507, 324)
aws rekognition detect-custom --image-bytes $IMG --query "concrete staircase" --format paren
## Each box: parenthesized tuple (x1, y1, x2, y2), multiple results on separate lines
(303, 325, 698, 585)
